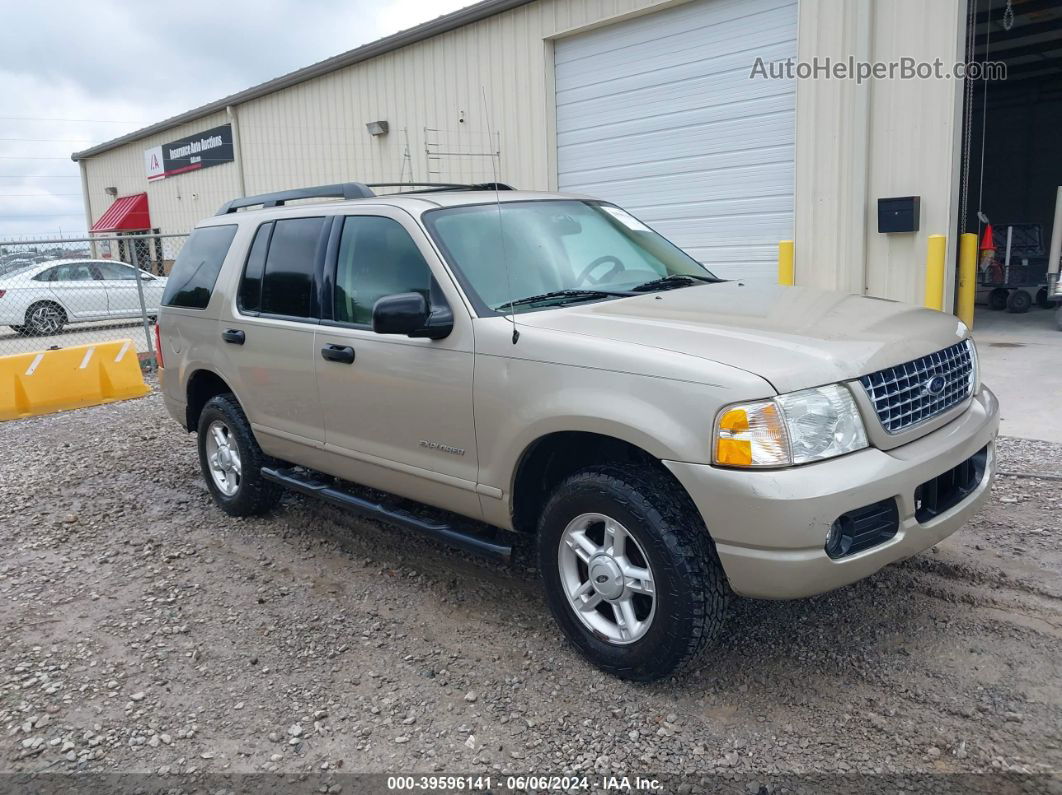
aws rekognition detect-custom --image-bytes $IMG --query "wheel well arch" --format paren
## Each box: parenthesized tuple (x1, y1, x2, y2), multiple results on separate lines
(185, 369, 235, 432)
(510, 431, 686, 535)
(26, 299, 67, 317)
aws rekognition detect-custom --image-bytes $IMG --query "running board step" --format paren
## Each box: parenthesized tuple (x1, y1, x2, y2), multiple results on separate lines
(261, 466, 512, 562)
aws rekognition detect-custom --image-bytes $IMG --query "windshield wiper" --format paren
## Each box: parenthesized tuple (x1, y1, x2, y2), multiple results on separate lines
(631, 273, 722, 292)
(494, 288, 634, 312)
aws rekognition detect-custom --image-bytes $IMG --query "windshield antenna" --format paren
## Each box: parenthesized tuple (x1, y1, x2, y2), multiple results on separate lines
(481, 86, 518, 344)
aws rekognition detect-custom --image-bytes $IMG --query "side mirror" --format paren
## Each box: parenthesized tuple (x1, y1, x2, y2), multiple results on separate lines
(372, 292, 453, 340)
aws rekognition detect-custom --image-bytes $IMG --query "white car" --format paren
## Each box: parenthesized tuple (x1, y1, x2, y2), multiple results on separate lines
(0, 259, 167, 336)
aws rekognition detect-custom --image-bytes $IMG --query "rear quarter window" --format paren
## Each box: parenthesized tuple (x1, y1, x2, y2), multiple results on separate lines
(162, 224, 238, 309)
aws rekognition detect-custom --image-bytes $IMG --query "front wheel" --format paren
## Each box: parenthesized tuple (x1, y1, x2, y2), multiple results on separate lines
(197, 395, 282, 516)
(537, 465, 728, 681)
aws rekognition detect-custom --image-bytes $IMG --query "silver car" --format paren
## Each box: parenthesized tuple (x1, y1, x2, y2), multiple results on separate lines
(0, 259, 167, 335)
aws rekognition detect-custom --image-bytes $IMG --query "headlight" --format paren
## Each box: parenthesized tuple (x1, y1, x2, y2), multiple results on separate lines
(714, 384, 868, 468)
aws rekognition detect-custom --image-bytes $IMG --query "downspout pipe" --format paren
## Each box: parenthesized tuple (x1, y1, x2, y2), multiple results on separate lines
(227, 105, 246, 198)
(77, 158, 97, 257)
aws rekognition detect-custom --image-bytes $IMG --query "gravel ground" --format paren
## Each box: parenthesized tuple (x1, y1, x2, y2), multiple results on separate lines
(0, 391, 1060, 791)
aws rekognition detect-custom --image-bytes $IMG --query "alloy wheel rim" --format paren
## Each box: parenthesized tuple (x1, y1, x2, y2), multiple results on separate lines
(558, 512, 656, 645)
(205, 420, 242, 497)
(31, 306, 61, 334)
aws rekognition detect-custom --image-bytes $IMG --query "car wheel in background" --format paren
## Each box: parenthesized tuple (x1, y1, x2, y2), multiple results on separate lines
(988, 288, 1009, 311)
(8, 325, 25, 334)
(1006, 289, 1031, 314)
(25, 302, 66, 335)
(537, 464, 728, 681)
(196, 394, 282, 517)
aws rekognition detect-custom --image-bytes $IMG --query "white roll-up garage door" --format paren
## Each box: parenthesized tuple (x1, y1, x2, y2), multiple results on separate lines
(555, 0, 797, 283)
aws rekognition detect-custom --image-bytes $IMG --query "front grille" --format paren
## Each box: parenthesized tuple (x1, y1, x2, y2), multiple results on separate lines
(915, 445, 988, 522)
(859, 340, 974, 433)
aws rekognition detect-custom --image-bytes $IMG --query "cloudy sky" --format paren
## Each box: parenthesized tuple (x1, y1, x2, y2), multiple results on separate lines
(0, 0, 474, 239)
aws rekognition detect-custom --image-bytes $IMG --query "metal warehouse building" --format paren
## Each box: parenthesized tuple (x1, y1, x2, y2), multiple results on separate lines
(71, 0, 1062, 314)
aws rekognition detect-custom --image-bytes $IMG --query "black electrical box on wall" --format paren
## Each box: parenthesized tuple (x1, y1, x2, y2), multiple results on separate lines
(878, 196, 920, 233)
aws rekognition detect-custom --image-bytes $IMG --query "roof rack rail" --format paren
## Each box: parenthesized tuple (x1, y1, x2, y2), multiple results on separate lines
(215, 181, 516, 215)
(215, 183, 374, 215)
(366, 182, 514, 194)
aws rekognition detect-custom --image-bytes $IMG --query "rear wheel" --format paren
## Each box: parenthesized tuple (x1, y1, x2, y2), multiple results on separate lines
(1006, 289, 1032, 314)
(537, 464, 728, 681)
(197, 394, 282, 516)
(25, 302, 66, 335)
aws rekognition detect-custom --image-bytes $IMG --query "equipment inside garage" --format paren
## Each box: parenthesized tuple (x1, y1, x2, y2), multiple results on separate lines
(960, 0, 1062, 332)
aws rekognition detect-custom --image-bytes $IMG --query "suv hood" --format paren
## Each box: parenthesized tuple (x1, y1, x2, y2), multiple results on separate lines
(515, 282, 968, 394)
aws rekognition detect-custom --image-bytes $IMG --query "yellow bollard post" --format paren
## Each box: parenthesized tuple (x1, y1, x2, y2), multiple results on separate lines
(957, 232, 977, 328)
(924, 234, 947, 311)
(778, 240, 794, 286)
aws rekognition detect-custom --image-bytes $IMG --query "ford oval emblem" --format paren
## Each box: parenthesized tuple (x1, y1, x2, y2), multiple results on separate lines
(924, 375, 947, 396)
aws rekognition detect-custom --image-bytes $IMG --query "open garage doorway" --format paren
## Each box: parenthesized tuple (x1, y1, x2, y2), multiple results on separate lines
(958, 0, 1062, 338)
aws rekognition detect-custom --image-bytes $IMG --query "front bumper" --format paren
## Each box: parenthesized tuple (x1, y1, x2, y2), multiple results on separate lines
(664, 387, 999, 599)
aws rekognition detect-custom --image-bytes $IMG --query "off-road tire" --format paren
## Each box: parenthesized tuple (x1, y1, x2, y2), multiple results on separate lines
(197, 394, 282, 517)
(537, 464, 728, 681)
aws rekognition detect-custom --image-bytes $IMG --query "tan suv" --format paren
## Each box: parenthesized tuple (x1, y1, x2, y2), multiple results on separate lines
(158, 182, 999, 681)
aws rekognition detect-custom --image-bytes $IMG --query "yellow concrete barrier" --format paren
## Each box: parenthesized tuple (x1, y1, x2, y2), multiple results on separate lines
(0, 339, 149, 422)
(778, 240, 794, 286)
(924, 234, 947, 311)
(957, 232, 977, 329)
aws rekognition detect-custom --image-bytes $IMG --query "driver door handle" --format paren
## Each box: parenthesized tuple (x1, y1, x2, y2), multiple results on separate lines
(321, 344, 355, 364)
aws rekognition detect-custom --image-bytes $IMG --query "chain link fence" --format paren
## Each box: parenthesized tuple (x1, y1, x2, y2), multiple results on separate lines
(0, 233, 187, 367)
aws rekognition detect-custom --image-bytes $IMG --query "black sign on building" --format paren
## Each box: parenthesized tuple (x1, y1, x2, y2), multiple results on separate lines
(145, 123, 234, 181)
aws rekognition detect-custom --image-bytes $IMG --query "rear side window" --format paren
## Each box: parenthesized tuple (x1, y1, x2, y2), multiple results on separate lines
(259, 217, 325, 318)
(238, 222, 272, 313)
(51, 263, 101, 281)
(96, 261, 137, 280)
(162, 224, 237, 309)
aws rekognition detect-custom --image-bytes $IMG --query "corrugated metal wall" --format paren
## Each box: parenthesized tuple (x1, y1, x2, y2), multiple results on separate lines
(794, 0, 967, 308)
(83, 0, 681, 236)
(82, 0, 967, 308)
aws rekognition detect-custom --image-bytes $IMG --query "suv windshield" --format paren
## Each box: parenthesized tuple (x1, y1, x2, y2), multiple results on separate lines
(424, 200, 717, 314)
